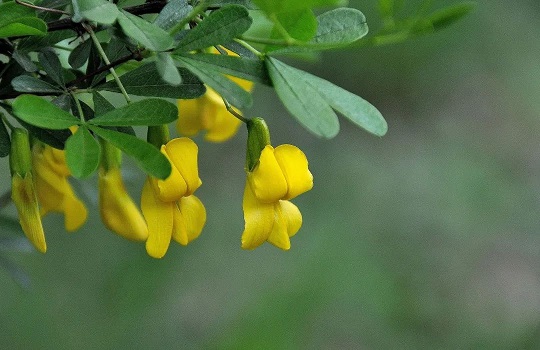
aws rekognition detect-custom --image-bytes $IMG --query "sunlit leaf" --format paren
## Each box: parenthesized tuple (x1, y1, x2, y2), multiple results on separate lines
(89, 99, 177, 126)
(65, 125, 101, 178)
(117, 10, 174, 51)
(12, 95, 80, 129)
(71, 0, 119, 25)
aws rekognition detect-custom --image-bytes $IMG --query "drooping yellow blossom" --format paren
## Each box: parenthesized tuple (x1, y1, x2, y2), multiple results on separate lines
(33, 145, 87, 232)
(141, 138, 206, 258)
(242, 144, 313, 250)
(99, 168, 148, 241)
(10, 128, 46, 253)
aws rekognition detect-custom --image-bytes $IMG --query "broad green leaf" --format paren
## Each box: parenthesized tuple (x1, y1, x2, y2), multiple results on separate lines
(273, 9, 317, 42)
(0, 3, 35, 25)
(89, 99, 177, 126)
(65, 126, 100, 178)
(0, 117, 10, 157)
(68, 39, 92, 69)
(251, 0, 345, 15)
(266, 57, 338, 138)
(12, 95, 80, 129)
(117, 10, 174, 51)
(92, 92, 115, 115)
(153, 0, 192, 30)
(99, 63, 205, 99)
(88, 126, 171, 179)
(174, 53, 271, 85)
(17, 30, 75, 53)
(11, 75, 63, 94)
(271, 8, 368, 53)
(0, 18, 47, 38)
(156, 53, 182, 86)
(176, 56, 252, 109)
(175, 5, 252, 52)
(71, 0, 119, 25)
(300, 73, 387, 136)
(38, 50, 64, 87)
(12, 52, 38, 72)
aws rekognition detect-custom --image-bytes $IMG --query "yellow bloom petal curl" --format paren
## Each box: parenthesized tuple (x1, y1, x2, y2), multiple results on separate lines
(141, 137, 206, 258)
(99, 168, 148, 241)
(242, 144, 312, 250)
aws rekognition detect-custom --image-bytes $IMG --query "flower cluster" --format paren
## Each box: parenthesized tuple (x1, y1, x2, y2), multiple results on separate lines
(9, 83, 312, 258)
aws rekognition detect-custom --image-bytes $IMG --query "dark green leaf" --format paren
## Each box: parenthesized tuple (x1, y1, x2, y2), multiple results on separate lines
(89, 99, 177, 126)
(38, 50, 64, 87)
(418, 2, 476, 32)
(0, 117, 10, 157)
(0, 3, 35, 25)
(92, 92, 115, 115)
(65, 125, 100, 178)
(176, 57, 252, 109)
(175, 5, 252, 52)
(51, 94, 72, 112)
(68, 39, 92, 69)
(12, 52, 38, 72)
(222, 41, 258, 59)
(117, 10, 174, 51)
(153, 0, 192, 30)
(11, 75, 63, 94)
(18, 30, 74, 53)
(12, 95, 80, 129)
(156, 53, 182, 86)
(71, 0, 119, 25)
(0, 17, 47, 38)
(174, 53, 270, 85)
(88, 126, 171, 179)
(266, 57, 338, 138)
(99, 63, 205, 99)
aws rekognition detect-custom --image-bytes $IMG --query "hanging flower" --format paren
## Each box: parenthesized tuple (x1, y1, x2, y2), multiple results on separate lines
(141, 137, 206, 258)
(33, 145, 87, 232)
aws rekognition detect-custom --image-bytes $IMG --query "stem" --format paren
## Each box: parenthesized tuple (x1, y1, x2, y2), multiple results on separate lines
(222, 98, 247, 124)
(71, 93, 85, 123)
(168, 2, 207, 36)
(240, 35, 297, 47)
(233, 39, 263, 58)
(15, 0, 69, 15)
(84, 24, 131, 103)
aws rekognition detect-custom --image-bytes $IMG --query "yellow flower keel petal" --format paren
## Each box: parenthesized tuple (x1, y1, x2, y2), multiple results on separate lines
(141, 179, 173, 258)
(12, 174, 46, 253)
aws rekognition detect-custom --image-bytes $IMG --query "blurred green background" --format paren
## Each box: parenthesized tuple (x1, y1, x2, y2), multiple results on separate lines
(2, 0, 540, 348)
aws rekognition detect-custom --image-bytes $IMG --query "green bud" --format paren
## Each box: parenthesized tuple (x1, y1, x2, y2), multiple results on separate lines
(9, 128, 32, 177)
(246, 117, 271, 171)
(147, 125, 170, 149)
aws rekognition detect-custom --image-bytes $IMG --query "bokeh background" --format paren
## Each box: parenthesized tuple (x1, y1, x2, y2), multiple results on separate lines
(2, 0, 540, 348)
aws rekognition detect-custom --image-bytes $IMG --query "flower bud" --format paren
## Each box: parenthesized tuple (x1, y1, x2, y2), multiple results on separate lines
(246, 117, 271, 171)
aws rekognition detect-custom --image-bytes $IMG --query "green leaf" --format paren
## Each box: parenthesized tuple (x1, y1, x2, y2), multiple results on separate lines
(252, 0, 345, 15)
(89, 99, 177, 126)
(271, 8, 368, 53)
(12, 95, 80, 129)
(156, 52, 182, 86)
(88, 126, 171, 179)
(176, 56, 252, 109)
(92, 92, 115, 115)
(71, 0, 119, 25)
(175, 5, 252, 52)
(17, 30, 74, 53)
(266, 57, 387, 137)
(0, 117, 10, 158)
(65, 125, 100, 178)
(417, 2, 476, 32)
(153, 0, 192, 30)
(68, 39, 92, 69)
(12, 51, 38, 72)
(117, 10, 174, 51)
(0, 3, 34, 24)
(99, 63, 205, 99)
(266, 57, 338, 138)
(174, 53, 271, 85)
(11, 75, 63, 94)
(0, 17, 47, 38)
(273, 9, 317, 42)
(38, 50, 64, 87)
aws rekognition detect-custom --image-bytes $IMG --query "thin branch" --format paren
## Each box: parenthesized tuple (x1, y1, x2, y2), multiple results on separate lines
(15, 0, 70, 15)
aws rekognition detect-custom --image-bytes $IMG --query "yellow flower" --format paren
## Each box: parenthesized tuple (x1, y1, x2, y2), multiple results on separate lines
(33, 145, 87, 232)
(177, 77, 254, 142)
(99, 168, 148, 241)
(141, 138, 206, 258)
(12, 173, 46, 253)
(242, 144, 313, 250)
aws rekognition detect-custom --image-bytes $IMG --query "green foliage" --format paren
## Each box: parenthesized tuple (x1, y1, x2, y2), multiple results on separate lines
(65, 126, 101, 178)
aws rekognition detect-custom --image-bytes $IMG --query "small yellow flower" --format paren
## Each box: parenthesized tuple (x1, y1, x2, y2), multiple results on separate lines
(141, 138, 206, 258)
(99, 168, 148, 241)
(177, 77, 254, 142)
(242, 144, 313, 250)
(33, 145, 87, 232)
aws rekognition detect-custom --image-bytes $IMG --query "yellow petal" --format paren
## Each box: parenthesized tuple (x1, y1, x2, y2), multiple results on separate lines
(99, 168, 148, 241)
(248, 145, 287, 203)
(42, 146, 70, 176)
(154, 146, 188, 202)
(171, 205, 187, 245)
(274, 144, 313, 200)
(179, 195, 206, 244)
(204, 104, 242, 142)
(241, 182, 274, 250)
(177, 98, 203, 137)
(266, 203, 290, 250)
(228, 75, 254, 92)
(63, 190, 87, 232)
(200, 89, 222, 131)
(279, 200, 302, 237)
(11, 174, 46, 253)
(164, 138, 202, 195)
(141, 178, 173, 258)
